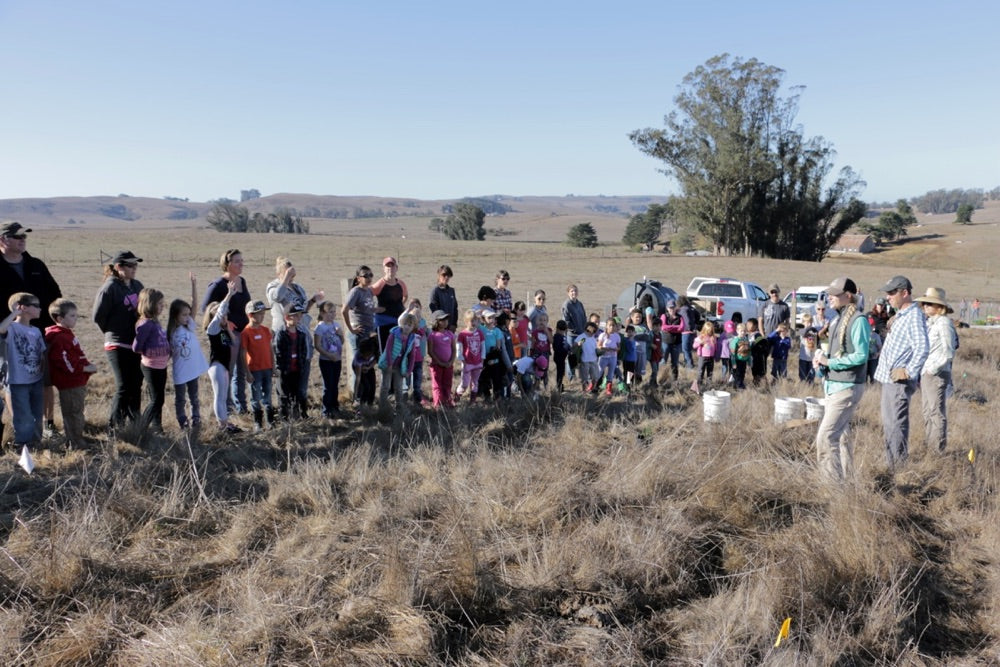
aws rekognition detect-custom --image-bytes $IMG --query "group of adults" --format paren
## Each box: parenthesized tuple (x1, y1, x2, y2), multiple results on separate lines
(812, 274, 957, 482)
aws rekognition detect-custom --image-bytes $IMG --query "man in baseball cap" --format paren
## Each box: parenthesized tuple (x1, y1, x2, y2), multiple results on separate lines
(873, 274, 928, 469)
(1, 220, 63, 440)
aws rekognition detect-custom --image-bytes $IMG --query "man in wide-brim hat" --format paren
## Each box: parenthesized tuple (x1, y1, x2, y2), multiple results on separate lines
(915, 287, 957, 453)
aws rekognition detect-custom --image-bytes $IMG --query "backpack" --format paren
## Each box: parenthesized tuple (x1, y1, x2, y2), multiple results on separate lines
(736, 337, 751, 359)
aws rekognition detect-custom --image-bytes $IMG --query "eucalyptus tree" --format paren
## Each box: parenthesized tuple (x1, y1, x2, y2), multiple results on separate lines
(630, 54, 864, 260)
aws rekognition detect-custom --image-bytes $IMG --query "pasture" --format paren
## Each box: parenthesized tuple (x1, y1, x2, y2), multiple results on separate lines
(2, 209, 1000, 664)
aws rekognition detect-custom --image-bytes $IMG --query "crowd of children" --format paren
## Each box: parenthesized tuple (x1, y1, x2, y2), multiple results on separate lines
(2, 259, 899, 461)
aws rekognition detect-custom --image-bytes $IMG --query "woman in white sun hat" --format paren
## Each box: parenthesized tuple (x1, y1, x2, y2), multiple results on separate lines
(915, 287, 957, 453)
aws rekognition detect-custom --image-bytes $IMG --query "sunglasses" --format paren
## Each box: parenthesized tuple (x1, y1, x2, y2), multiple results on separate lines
(360, 273, 373, 279)
(4, 234, 28, 240)
(21, 301, 40, 307)
(886, 289, 900, 296)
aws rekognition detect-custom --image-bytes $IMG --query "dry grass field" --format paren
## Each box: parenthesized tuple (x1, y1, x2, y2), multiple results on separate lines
(2, 202, 1000, 664)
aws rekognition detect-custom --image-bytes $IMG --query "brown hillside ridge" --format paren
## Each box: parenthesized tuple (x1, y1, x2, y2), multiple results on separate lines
(0, 193, 668, 240)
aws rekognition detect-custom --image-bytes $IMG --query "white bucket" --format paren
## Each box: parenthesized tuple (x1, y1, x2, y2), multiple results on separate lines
(804, 397, 825, 421)
(774, 397, 805, 423)
(703, 390, 732, 423)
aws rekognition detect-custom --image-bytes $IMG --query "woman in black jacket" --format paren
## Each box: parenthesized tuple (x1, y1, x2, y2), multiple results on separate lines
(92, 250, 144, 429)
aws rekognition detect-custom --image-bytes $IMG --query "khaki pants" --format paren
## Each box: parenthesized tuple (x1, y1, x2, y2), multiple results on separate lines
(815, 383, 866, 481)
(59, 386, 87, 447)
(921, 371, 950, 452)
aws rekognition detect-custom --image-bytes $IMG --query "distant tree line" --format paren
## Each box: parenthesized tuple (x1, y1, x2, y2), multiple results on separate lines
(442, 197, 512, 216)
(99, 204, 140, 221)
(167, 207, 199, 220)
(910, 188, 984, 214)
(855, 200, 917, 244)
(206, 202, 309, 234)
(587, 204, 623, 214)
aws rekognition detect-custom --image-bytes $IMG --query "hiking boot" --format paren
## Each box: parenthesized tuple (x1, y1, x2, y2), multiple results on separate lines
(605, 383, 613, 396)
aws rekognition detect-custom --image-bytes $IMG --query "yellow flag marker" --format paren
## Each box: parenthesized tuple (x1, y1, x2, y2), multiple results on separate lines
(774, 617, 791, 647)
(968, 448, 976, 464)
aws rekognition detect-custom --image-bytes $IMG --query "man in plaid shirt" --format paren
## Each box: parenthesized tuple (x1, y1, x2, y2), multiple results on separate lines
(874, 275, 929, 469)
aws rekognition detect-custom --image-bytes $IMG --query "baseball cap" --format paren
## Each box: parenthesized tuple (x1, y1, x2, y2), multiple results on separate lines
(245, 300, 267, 314)
(481, 309, 497, 319)
(0, 221, 31, 237)
(879, 275, 912, 293)
(383, 256, 397, 266)
(827, 277, 857, 296)
(767, 283, 780, 294)
(287, 304, 306, 315)
(112, 250, 142, 265)
(432, 310, 449, 321)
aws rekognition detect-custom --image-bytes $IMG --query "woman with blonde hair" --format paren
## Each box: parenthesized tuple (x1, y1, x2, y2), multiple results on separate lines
(812, 277, 870, 481)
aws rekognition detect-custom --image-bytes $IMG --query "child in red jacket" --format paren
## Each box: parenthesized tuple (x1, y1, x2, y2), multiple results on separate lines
(44, 299, 96, 448)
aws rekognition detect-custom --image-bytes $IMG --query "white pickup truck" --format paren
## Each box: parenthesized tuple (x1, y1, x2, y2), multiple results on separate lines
(685, 277, 768, 326)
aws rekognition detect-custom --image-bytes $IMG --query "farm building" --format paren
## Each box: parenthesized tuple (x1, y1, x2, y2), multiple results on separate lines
(830, 233, 876, 254)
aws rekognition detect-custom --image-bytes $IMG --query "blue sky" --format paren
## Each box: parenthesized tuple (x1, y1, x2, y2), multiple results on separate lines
(2, 0, 998, 203)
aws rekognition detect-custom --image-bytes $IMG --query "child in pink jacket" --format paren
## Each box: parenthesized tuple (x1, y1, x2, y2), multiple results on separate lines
(692, 321, 718, 388)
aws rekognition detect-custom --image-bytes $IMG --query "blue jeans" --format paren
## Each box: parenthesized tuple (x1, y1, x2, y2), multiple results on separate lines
(664, 343, 682, 379)
(230, 359, 248, 413)
(249, 369, 273, 412)
(174, 378, 201, 427)
(681, 333, 695, 368)
(299, 357, 312, 403)
(9, 381, 43, 444)
(410, 363, 424, 402)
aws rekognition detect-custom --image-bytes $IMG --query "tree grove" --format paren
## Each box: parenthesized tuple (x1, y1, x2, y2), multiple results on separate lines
(630, 54, 865, 261)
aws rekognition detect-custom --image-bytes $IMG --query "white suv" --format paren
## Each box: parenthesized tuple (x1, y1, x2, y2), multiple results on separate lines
(784, 286, 828, 326)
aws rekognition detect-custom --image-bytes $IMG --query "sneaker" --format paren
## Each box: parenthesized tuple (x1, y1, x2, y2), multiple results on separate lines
(44, 420, 60, 438)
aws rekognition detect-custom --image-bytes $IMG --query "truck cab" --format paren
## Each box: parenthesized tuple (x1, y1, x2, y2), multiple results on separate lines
(685, 277, 768, 326)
